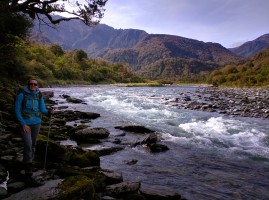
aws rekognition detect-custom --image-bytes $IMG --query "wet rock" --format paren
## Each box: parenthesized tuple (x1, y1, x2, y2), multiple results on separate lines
(115, 125, 154, 134)
(183, 96, 191, 101)
(113, 138, 121, 144)
(64, 96, 84, 104)
(50, 118, 67, 126)
(148, 143, 169, 153)
(72, 127, 110, 143)
(100, 169, 123, 185)
(101, 196, 117, 200)
(56, 175, 95, 200)
(41, 91, 54, 101)
(54, 110, 100, 121)
(105, 181, 141, 197)
(93, 146, 124, 156)
(36, 135, 68, 162)
(77, 111, 100, 119)
(141, 133, 159, 145)
(4, 179, 63, 200)
(140, 185, 181, 200)
(124, 159, 138, 165)
(133, 133, 169, 153)
(57, 106, 69, 110)
(69, 150, 100, 167)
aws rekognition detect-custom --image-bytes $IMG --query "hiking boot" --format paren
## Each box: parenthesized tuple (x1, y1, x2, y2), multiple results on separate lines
(25, 176, 44, 187)
(32, 166, 38, 172)
(24, 163, 33, 177)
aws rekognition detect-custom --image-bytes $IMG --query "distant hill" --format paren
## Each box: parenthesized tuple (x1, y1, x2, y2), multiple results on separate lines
(229, 34, 269, 58)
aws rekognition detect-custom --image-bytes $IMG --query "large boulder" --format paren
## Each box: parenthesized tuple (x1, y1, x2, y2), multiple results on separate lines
(36, 135, 68, 162)
(72, 127, 110, 143)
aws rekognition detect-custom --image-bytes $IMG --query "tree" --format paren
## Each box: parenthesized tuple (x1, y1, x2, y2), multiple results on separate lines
(0, 0, 107, 83)
(75, 50, 88, 61)
(50, 44, 65, 56)
(0, 1, 33, 80)
(7, 0, 107, 26)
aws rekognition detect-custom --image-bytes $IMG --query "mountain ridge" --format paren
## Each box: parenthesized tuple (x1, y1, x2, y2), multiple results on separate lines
(229, 34, 269, 58)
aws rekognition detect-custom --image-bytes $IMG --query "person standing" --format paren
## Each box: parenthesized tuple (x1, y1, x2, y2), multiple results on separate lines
(14, 77, 54, 178)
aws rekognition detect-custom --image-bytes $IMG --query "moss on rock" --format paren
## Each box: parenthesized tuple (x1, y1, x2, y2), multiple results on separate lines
(57, 175, 95, 200)
(69, 150, 100, 168)
(36, 134, 68, 162)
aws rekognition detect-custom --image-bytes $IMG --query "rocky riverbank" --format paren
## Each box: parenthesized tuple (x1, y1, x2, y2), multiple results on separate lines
(0, 88, 180, 200)
(165, 87, 269, 119)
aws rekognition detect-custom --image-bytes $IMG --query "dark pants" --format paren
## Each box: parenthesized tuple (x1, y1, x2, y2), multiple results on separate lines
(20, 123, 41, 164)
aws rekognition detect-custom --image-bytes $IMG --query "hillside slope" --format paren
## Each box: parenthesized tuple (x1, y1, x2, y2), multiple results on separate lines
(229, 34, 269, 58)
(103, 34, 242, 72)
(208, 46, 269, 86)
(31, 20, 147, 57)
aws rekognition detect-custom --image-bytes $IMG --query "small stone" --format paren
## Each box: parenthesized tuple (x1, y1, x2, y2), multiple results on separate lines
(8, 181, 25, 193)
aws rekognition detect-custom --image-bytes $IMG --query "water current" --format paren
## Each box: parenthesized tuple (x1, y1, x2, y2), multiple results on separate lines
(43, 86, 269, 200)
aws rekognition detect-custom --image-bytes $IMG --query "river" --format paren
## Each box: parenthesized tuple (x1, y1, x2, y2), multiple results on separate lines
(43, 85, 269, 200)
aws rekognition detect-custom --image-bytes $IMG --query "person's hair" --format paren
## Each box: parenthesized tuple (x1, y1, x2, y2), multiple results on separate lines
(27, 77, 38, 85)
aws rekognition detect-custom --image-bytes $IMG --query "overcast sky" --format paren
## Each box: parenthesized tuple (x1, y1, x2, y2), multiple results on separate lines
(100, 0, 269, 48)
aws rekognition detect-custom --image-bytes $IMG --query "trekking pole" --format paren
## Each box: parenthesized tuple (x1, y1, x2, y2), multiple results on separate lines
(43, 114, 52, 170)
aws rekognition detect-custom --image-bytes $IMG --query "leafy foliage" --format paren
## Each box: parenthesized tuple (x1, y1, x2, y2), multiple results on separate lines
(208, 47, 269, 87)
(6, 42, 145, 85)
(0, 0, 33, 81)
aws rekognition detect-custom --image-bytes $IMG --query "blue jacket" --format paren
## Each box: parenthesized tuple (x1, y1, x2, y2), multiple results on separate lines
(14, 87, 49, 126)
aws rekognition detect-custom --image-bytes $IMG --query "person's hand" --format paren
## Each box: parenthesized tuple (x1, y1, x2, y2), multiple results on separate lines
(49, 107, 55, 115)
(23, 125, 30, 134)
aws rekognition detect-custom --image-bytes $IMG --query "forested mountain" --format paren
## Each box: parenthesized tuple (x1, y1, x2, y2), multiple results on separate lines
(229, 34, 269, 58)
(31, 19, 244, 81)
(103, 34, 242, 72)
